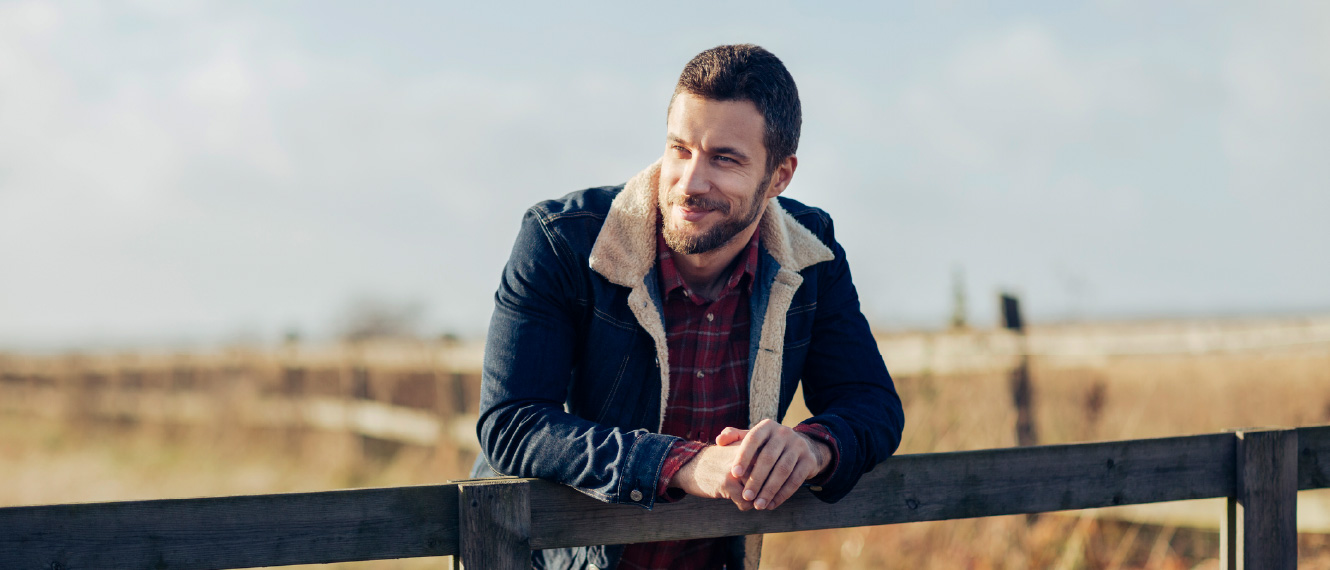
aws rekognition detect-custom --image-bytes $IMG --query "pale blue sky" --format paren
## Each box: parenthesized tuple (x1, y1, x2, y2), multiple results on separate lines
(1, 1, 1327, 349)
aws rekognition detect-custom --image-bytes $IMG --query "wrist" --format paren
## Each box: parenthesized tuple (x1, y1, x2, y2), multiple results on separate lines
(668, 443, 711, 493)
(802, 433, 832, 476)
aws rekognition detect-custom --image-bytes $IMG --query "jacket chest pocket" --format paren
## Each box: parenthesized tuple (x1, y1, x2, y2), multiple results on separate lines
(581, 313, 656, 428)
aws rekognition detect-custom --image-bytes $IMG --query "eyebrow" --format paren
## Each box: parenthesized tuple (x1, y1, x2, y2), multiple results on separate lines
(668, 135, 752, 163)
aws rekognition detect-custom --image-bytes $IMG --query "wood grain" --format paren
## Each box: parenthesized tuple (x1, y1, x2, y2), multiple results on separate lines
(527, 433, 1236, 549)
(0, 484, 459, 570)
(1235, 428, 1298, 570)
(3, 426, 1325, 568)
(458, 480, 531, 570)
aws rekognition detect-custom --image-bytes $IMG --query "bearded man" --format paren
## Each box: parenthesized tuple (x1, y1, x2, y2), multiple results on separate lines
(473, 44, 904, 570)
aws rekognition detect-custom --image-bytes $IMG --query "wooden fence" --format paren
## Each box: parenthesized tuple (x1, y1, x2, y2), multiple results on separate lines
(0, 348, 485, 452)
(3, 425, 1327, 570)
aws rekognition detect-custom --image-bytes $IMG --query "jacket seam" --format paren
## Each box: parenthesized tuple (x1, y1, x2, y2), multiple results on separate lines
(541, 210, 607, 224)
(787, 301, 818, 316)
(784, 337, 811, 350)
(645, 436, 671, 510)
(593, 306, 639, 331)
(534, 210, 580, 281)
(594, 330, 635, 424)
(618, 434, 643, 502)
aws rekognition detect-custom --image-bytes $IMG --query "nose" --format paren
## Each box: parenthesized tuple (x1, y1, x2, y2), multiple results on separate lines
(678, 157, 710, 196)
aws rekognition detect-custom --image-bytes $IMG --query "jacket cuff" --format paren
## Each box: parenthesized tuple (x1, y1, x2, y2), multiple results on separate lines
(620, 431, 680, 509)
(793, 422, 840, 486)
(800, 415, 859, 503)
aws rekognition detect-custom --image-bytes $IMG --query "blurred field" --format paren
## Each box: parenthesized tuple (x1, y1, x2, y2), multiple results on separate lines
(3, 317, 1330, 569)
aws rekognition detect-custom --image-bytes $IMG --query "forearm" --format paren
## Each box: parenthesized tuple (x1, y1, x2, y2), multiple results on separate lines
(479, 397, 678, 505)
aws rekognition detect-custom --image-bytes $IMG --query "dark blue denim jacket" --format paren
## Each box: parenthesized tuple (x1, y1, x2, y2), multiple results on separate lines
(473, 163, 904, 569)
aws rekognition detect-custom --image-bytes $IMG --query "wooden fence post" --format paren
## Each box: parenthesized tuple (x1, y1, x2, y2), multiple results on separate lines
(1223, 428, 1297, 570)
(457, 479, 531, 570)
(1001, 293, 1037, 448)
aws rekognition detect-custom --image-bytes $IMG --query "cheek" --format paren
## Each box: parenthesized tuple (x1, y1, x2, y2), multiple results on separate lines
(657, 165, 679, 190)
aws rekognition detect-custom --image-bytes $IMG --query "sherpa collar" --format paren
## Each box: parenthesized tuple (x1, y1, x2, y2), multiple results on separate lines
(587, 160, 833, 287)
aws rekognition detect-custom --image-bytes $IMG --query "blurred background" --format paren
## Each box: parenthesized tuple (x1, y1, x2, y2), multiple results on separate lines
(1, 1, 1328, 568)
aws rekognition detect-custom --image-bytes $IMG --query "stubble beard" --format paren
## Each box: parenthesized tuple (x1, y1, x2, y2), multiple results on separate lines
(660, 173, 772, 255)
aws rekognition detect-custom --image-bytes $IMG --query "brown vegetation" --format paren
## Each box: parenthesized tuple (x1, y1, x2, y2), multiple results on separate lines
(2, 324, 1330, 568)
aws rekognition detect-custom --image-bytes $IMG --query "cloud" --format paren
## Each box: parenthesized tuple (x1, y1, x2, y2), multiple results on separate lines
(0, 1, 665, 347)
(1, 2, 1326, 347)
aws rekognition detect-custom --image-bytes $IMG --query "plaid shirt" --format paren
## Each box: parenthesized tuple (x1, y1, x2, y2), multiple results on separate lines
(619, 229, 838, 570)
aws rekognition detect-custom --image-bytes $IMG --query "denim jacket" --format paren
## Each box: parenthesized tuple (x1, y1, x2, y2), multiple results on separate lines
(473, 162, 904, 569)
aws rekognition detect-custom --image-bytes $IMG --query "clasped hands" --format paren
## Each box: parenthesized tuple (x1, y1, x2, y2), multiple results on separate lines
(669, 419, 831, 511)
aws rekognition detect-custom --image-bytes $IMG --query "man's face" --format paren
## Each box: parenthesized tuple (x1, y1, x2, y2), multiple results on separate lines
(659, 93, 777, 255)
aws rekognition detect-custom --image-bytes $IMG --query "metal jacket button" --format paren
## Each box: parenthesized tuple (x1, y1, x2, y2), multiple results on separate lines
(630, 489, 643, 502)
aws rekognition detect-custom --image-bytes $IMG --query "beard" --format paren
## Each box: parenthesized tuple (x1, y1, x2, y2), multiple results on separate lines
(660, 173, 771, 255)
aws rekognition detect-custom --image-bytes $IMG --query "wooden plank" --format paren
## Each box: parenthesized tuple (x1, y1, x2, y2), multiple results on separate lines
(1221, 496, 1237, 570)
(458, 480, 531, 570)
(527, 433, 1235, 549)
(1298, 424, 1330, 490)
(1235, 429, 1297, 570)
(0, 484, 459, 570)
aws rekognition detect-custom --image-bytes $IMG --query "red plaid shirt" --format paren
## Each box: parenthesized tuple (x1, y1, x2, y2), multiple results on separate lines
(619, 229, 838, 570)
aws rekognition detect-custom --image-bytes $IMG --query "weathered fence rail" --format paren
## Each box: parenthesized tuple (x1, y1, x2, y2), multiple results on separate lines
(4, 425, 1328, 569)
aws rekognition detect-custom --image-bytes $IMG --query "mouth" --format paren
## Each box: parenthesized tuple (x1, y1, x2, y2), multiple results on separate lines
(677, 205, 715, 223)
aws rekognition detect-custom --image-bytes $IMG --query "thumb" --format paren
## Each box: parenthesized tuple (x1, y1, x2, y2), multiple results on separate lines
(715, 427, 749, 446)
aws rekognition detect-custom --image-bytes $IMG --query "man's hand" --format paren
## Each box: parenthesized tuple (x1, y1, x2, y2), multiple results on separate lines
(668, 444, 754, 510)
(716, 419, 831, 511)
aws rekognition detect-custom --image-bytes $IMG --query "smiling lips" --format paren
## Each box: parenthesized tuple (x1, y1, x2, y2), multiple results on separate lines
(678, 205, 713, 222)
(671, 195, 730, 223)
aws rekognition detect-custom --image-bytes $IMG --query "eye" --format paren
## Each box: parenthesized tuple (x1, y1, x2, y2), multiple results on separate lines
(715, 155, 736, 164)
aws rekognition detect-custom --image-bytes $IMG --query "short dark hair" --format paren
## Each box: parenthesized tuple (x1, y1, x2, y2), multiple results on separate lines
(671, 44, 801, 175)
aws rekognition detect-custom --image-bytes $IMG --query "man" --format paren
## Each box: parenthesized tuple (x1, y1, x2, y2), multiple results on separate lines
(473, 44, 904, 569)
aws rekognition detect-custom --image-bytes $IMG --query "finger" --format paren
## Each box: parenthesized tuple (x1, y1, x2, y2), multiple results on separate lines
(766, 461, 811, 510)
(742, 436, 787, 502)
(730, 424, 774, 478)
(722, 476, 753, 511)
(715, 427, 748, 447)
(728, 417, 776, 475)
(753, 449, 799, 509)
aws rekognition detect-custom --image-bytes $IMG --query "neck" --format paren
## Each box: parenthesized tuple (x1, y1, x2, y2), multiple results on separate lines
(669, 221, 760, 301)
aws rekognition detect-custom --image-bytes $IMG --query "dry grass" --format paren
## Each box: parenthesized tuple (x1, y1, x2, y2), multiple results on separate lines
(3, 331, 1330, 569)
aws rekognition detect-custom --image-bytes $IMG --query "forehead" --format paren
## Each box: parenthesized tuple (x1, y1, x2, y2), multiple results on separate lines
(666, 94, 766, 155)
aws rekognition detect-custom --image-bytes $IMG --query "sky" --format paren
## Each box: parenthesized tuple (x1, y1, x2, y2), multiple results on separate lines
(1, 1, 1327, 350)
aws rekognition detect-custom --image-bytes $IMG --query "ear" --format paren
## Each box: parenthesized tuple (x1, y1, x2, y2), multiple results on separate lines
(764, 155, 798, 199)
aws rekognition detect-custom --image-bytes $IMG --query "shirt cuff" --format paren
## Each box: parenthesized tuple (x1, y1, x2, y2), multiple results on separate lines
(656, 439, 708, 502)
(794, 422, 840, 486)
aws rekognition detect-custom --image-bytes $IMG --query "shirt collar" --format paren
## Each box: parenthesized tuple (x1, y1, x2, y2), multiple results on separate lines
(657, 226, 761, 303)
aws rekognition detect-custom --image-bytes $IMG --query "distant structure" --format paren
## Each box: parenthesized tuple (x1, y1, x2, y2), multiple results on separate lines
(1001, 292, 1037, 449)
(949, 267, 968, 330)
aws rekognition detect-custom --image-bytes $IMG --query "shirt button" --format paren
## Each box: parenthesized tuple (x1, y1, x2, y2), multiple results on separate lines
(696, 371, 705, 378)
(706, 313, 714, 322)
(630, 489, 643, 502)
(810, 485, 824, 492)
(589, 566, 600, 570)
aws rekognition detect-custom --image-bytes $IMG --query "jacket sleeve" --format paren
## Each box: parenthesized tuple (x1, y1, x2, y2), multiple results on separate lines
(798, 215, 905, 503)
(476, 206, 678, 508)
